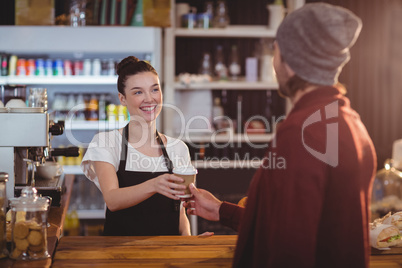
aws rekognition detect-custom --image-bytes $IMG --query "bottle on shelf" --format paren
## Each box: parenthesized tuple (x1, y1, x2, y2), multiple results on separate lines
(75, 93, 86, 121)
(45, 59, 52, 76)
(87, 94, 99, 121)
(1, 53, 8, 76)
(214, 0, 230, 28)
(66, 94, 77, 121)
(69, 0, 86, 27)
(212, 97, 225, 131)
(259, 39, 274, 82)
(229, 45, 241, 81)
(98, 94, 107, 120)
(73, 60, 83, 76)
(199, 52, 213, 76)
(52, 93, 67, 121)
(16, 58, 26, 76)
(63, 205, 80, 236)
(237, 94, 243, 133)
(214, 45, 228, 81)
(53, 59, 64, 76)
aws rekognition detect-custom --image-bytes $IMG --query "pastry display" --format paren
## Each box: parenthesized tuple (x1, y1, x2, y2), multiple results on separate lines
(370, 211, 402, 249)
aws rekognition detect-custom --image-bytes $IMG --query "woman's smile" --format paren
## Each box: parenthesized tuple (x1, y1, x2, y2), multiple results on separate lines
(140, 105, 157, 113)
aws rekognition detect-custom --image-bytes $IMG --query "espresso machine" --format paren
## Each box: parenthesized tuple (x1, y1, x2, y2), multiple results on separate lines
(0, 109, 77, 205)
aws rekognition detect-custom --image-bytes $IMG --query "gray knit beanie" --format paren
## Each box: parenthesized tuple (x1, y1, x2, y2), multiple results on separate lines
(276, 3, 362, 85)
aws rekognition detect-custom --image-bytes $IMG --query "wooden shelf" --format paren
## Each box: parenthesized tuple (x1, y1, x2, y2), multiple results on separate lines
(174, 79, 278, 90)
(180, 133, 275, 143)
(4, 75, 117, 85)
(174, 25, 276, 38)
(0, 26, 161, 54)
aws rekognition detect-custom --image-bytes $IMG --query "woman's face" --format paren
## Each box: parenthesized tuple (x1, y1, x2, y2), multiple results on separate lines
(119, 72, 162, 123)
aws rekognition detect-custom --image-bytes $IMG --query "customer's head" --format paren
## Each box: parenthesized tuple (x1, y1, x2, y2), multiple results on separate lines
(274, 3, 362, 96)
(117, 56, 159, 96)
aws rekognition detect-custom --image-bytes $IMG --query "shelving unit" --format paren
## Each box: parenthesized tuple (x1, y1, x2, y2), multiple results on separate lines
(163, 24, 278, 140)
(0, 26, 163, 220)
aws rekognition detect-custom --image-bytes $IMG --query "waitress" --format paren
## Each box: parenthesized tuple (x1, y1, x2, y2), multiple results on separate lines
(81, 56, 191, 236)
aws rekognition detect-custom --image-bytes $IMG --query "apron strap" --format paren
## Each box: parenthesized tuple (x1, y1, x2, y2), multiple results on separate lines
(119, 124, 129, 164)
(156, 131, 174, 174)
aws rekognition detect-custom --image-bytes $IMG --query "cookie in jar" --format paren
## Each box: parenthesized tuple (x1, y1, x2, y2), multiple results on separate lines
(9, 187, 50, 260)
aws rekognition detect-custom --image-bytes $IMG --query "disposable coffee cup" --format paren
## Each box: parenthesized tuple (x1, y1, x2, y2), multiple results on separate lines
(173, 166, 197, 198)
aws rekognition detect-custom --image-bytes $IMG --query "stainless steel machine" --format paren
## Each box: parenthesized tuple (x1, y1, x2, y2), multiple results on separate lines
(0, 108, 77, 205)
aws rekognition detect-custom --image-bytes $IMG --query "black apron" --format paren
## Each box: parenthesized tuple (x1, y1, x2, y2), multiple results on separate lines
(103, 124, 180, 236)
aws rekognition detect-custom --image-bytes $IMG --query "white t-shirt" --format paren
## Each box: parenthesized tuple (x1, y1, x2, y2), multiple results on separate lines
(81, 129, 192, 190)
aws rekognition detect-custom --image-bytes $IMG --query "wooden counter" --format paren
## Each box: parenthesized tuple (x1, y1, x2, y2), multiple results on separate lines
(53, 235, 237, 267)
(0, 174, 74, 268)
(51, 234, 402, 268)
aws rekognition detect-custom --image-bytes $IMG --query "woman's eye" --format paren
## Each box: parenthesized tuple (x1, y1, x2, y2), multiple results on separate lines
(134, 91, 142, 95)
(152, 88, 160, 92)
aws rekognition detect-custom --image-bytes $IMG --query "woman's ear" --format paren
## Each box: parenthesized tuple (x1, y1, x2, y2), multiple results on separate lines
(118, 92, 126, 106)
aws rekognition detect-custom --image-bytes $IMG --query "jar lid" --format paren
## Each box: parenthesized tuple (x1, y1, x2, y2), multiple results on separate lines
(10, 186, 49, 211)
(0, 172, 8, 182)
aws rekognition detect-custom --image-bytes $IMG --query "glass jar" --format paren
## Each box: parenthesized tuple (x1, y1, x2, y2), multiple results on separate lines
(9, 187, 50, 260)
(371, 159, 402, 220)
(0, 172, 8, 258)
(28, 88, 48, 111)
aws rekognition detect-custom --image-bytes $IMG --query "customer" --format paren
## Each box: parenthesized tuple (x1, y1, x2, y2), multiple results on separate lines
(81, 56, 191, 236)
(184, 3, 376, 267)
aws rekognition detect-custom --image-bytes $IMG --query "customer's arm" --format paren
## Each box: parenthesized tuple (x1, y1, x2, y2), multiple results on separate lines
(184, 184, 245, 232)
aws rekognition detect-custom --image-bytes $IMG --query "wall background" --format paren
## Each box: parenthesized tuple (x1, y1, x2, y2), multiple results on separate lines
(314, 0, 402, 170)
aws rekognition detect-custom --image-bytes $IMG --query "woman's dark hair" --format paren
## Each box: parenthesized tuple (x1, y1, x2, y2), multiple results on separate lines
(116, 56, 158, 95)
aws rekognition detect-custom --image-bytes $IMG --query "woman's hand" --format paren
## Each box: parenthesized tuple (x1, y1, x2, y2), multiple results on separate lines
(152, 173, 186, 200)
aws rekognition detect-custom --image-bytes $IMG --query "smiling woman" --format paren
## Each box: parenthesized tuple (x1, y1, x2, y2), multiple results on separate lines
(119, 71, 162, 123)
(80, 56, 194, 236)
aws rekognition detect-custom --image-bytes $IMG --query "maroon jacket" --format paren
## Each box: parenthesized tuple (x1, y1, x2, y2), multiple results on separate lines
(220, 87, 377, 268)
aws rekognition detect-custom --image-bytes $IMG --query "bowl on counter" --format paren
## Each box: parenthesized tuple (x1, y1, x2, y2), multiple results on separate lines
(5, 99, 26, 108)
(36, 162, 63, 180)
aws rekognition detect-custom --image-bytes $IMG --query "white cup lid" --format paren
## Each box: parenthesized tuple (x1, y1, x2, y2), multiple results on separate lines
(173, 165, 197, 175)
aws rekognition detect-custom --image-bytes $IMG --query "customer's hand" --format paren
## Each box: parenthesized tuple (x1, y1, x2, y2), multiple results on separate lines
(183, 183, 222, 221)
(153, 174, 186, 200)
